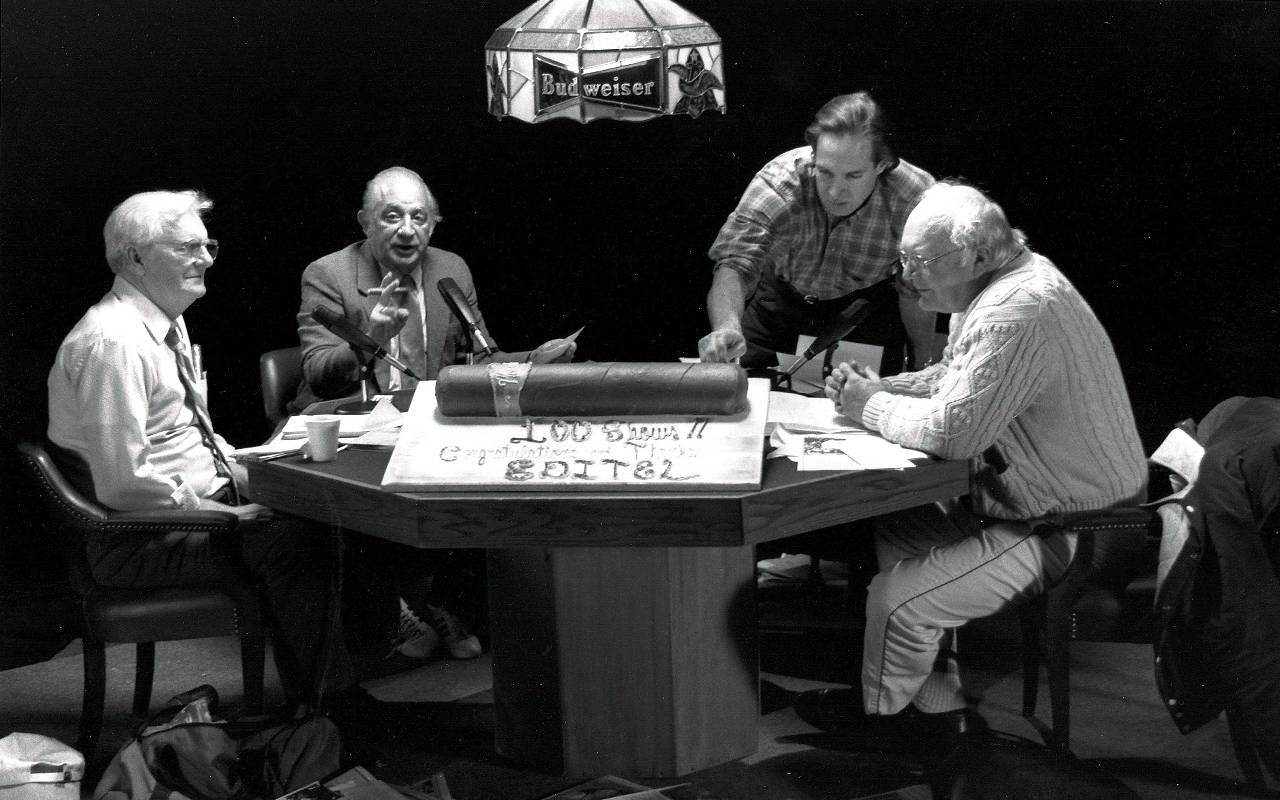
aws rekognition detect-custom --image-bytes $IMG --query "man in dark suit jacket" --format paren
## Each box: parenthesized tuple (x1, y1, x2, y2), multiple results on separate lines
(292, 166, 575, 664)
(292, 166, 575, 410)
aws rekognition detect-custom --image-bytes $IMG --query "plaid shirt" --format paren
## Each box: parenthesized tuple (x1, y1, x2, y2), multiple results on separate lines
(709, 147, 934, 300)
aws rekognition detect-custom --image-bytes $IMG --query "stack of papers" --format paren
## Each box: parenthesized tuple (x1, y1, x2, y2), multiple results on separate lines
(766, 391, 862, 434)
(279, 398, 402, 440)
(232, 398, 404, 459)
(768, 426, 927, 471)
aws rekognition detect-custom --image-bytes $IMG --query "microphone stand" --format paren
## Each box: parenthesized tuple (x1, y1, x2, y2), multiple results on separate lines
(336, 345, 384, 415)
(459, 325, 476, 366)
(769, 341, 839, 394)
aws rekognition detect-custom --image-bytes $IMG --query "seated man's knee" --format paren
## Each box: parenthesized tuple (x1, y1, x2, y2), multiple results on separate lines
(866, 568, 936, 634)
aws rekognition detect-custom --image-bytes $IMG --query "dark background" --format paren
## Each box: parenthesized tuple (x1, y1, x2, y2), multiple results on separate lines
(2, 2, 1277, 476)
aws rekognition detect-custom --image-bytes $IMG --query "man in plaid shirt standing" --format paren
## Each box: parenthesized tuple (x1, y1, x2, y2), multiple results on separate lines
(698, 92, 937, 375)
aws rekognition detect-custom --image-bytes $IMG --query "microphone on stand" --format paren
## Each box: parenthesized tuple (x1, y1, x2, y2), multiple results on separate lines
(310, 305, 421, 380)
(779, 299, 872, 378)
(437, 277, 496, 357)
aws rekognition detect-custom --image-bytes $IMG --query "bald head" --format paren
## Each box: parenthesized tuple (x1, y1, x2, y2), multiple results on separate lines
(357, 167, 441, 275)
(361, 167, 438, 219)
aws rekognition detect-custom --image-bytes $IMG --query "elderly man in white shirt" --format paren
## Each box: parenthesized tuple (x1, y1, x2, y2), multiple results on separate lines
(48, 189, 380, 728)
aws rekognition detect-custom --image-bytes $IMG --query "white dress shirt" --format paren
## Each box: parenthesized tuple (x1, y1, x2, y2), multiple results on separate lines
(47, 276, 233, 510)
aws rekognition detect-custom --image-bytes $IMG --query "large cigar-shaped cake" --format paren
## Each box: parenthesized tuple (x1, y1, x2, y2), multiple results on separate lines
(435, 362, 748, 417)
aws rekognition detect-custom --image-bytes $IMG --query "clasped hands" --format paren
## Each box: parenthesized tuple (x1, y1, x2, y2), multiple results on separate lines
(824, 360, 883, 422)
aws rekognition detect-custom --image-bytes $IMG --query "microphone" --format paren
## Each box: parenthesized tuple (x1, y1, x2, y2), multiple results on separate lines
(310, 305, 421, 380)
(781, 299, 872, 378)
(437, 277, 496, 356)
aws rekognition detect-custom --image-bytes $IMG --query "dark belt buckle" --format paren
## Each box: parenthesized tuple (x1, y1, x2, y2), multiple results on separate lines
(803, 294, 819, 305)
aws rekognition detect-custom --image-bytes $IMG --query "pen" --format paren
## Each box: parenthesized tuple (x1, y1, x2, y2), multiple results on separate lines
(256, 444, 348, 462)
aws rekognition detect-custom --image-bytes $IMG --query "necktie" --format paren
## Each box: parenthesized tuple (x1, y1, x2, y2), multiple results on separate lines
(397, 275, 425, 392)
(165, 327, 241, 504)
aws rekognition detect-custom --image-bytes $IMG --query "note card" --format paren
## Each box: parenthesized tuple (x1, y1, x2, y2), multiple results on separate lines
(381, 379, 771, 492)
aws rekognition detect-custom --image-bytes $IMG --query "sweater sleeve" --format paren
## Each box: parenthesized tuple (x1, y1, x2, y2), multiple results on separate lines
(862, 294, 1051, 460)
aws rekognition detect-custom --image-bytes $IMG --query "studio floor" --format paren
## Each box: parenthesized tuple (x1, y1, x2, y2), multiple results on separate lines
(0, 573, 1262, 800)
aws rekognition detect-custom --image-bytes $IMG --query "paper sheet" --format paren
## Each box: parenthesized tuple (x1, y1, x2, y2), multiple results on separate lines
(279, 397, 403, 439)
(766, 391, 863, 434)
(770, 429, 926, 471)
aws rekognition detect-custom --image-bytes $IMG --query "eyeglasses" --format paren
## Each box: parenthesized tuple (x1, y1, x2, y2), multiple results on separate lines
(158, 239, 219, 260)
(897, 245, 963, 274)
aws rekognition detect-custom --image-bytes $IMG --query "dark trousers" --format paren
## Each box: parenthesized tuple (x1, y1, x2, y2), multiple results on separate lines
(740, 274, 908, 375)
(342, 536, 488, 652)
(87, 515, 355, 704)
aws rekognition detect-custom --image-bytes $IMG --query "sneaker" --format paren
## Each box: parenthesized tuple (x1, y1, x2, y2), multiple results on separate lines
(388, 597, 439, 659)
(423, 602, 483, 659)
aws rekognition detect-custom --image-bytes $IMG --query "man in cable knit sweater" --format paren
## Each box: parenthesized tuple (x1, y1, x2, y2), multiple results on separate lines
(795, 181, 1147, 752)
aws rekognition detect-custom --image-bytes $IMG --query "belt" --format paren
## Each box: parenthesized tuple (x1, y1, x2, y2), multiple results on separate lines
(768, 273, 889, 310)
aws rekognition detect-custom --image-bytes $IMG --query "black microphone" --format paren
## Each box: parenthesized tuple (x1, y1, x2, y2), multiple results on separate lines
(437, 277, 496, 356)
(781, 299, 872, 378)
(310, 305, 421, 380)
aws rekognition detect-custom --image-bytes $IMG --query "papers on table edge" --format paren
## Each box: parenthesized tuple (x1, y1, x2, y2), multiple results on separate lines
(231, 398, 404, 459)
(764, 392, 928, 470)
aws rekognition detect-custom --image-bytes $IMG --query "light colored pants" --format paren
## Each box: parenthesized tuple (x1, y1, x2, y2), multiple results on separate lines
(862, 500, 1076, 715)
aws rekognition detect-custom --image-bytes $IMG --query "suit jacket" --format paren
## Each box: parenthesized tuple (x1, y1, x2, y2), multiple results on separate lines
(1153, 396, 1280, 772)
(291, 240, 529, 412)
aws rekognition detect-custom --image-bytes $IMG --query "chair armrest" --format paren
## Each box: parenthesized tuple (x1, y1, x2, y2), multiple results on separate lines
(1034, 507, 1162, 591)
(100, 508, 239, 533)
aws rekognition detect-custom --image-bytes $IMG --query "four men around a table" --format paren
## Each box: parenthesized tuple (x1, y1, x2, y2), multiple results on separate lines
(47, 190, 384, 730)
(698, 91, 938, 375)
(797, 181, 1148, 752)
(47, 160, 1150, 759)
(291, 166, 577, 665)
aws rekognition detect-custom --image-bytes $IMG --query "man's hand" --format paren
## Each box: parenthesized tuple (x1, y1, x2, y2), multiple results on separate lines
(200, 498, 275, 524)
(367, 272, 411, 345)
(529, 338, 577, 364)
(698, 328, 747, 363)
(823, 361, 883, 421)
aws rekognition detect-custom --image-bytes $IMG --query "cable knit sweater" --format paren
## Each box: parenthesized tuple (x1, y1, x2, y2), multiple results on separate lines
(861, 252, 1146, 519)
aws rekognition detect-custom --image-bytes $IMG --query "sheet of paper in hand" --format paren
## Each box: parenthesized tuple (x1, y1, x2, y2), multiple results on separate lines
(381, 379, 770, 492)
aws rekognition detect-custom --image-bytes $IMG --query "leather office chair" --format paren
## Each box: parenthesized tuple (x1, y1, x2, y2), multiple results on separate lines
(14, 441, 265, 758)
(259, 346, 302, 429)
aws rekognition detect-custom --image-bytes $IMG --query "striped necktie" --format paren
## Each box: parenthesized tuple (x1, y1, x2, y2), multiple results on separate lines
(165, 327, 241, 504)
(397, 274, 424, 392)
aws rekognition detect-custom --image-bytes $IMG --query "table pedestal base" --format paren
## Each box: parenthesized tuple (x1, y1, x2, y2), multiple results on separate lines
(490, 544, 759, 777)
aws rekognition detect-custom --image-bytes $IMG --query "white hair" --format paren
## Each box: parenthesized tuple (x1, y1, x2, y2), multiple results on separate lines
(103, 190, 212, 274)
(917, 181, 1027, 266)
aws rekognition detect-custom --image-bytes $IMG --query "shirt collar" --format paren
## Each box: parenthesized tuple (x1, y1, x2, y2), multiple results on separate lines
(111, 275, 178, 344)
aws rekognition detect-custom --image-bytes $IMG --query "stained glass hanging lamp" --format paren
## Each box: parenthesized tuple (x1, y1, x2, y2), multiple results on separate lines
(485, 0, 725, 123)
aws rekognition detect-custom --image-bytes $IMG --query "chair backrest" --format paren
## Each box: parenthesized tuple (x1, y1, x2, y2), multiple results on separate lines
(259, 346, 302, 428)
(14, 441, 108, 598)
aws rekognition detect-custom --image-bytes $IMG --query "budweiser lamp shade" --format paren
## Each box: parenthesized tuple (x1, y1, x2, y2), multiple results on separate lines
(485, 0, 725, 123)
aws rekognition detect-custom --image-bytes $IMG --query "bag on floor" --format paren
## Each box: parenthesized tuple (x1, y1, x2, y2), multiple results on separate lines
(94, 685, 340, 800)
(0, 733, 84, 800)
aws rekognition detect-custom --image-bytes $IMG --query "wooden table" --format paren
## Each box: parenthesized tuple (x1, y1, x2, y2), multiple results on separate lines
(247, 448, 967, 777)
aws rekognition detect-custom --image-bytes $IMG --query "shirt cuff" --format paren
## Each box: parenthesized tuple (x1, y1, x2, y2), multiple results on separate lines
(860, 391, 894, 433)
(170, 478, 202, 510)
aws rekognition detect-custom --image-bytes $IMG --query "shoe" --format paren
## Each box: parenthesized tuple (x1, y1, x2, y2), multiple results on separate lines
(388, 597, 439, 660)
(794, 688, 985, 755)
(423, 602, 483, 659)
